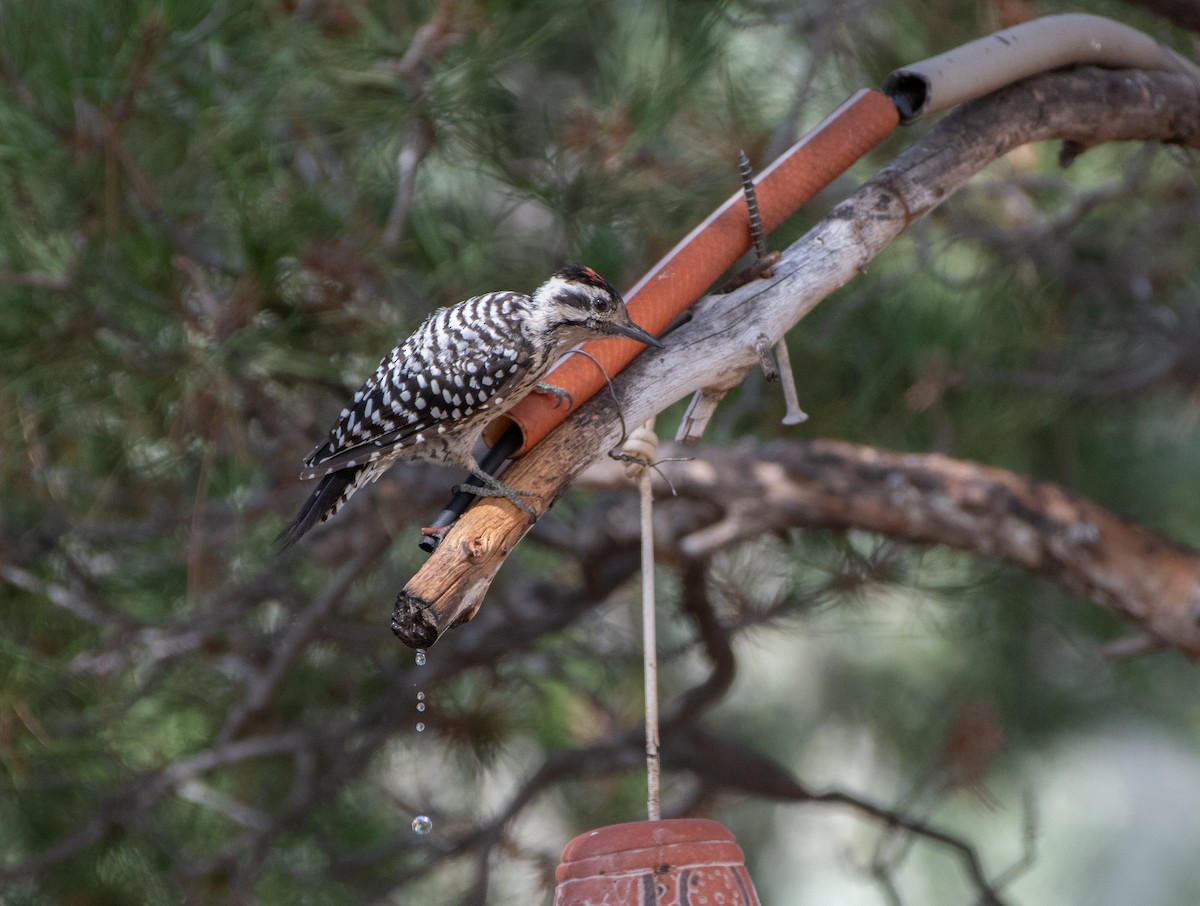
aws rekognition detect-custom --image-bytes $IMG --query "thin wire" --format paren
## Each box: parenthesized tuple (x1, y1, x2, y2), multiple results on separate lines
(561, 346, 629, 441)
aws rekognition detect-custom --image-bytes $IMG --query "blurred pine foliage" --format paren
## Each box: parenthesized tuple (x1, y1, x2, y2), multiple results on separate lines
(2, 1, 1200, 903)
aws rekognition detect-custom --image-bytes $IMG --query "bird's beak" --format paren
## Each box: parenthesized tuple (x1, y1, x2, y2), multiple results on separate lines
(609, 317, 664, 349)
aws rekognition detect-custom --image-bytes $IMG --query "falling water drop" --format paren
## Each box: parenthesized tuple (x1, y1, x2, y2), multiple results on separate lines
(416, 701, 425, 712)
(416, 691, 425, 701)
(412, 814, 433, 835)
(415, 648, 426, 667)
(415, 721, 425, 732)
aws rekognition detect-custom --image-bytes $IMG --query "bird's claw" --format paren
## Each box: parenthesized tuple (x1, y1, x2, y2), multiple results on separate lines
(534, 382, 573, 409)
(454, 482, 537, 517)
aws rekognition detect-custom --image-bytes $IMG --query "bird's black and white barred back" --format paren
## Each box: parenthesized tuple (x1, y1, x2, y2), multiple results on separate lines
(279, 266, 662, 547)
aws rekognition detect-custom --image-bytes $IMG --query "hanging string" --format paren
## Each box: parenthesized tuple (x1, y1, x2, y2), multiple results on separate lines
(622, 419, 661, 821)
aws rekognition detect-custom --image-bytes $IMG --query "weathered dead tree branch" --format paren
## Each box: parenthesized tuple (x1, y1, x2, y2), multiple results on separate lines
(393, 65, 1200, 646)
(579, 439, 1200, 656)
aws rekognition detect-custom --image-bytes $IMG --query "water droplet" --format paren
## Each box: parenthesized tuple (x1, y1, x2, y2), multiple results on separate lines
(412, 815, 432, 835)
(416, 722, 425, 732)
(415, 648, 426, 667)
(416, 691, 425, 701)
(416, 702, 425, 712)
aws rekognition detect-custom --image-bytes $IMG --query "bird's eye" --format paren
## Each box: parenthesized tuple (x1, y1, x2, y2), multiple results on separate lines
(592, 297, 611, 313)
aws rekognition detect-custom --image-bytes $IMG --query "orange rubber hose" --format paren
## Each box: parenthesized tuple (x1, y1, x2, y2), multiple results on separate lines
(498, 88, 900, 456)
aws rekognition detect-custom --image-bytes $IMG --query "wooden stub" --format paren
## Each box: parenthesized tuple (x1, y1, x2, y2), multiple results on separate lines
(391, 404, 619, 648)
(391, 495, 533, 647)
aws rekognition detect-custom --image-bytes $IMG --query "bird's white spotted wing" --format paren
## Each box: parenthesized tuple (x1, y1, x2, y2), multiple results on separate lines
(300, 291, 537, 479)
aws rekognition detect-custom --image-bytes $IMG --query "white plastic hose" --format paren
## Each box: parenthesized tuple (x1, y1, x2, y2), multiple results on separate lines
(885, 13, 1200, 122)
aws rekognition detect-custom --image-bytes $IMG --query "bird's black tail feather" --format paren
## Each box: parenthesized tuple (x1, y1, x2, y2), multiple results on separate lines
(277, 469, 357, 549)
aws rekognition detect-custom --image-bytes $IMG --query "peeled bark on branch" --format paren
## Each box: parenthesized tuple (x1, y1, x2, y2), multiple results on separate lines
(393, 65, 1200, 647)
(580, 440, 1200, 657)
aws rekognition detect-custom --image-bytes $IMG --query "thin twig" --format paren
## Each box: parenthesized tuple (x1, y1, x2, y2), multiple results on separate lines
(217, 540, 389, 744)
(628, 421, 661, 820)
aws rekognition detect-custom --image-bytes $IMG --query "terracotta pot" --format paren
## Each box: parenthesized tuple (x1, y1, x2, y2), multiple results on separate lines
(553, 818, 761, 905)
